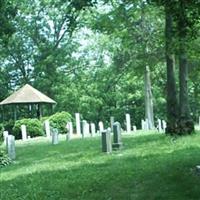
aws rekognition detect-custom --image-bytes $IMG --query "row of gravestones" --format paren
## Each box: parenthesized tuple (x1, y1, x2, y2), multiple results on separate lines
(3, 114, 169, 144)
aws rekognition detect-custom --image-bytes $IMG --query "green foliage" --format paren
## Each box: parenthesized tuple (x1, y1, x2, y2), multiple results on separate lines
(0, 150, 12, 168)
(13, 118, 44, 139)
(48, 112, 72, 134)
(2, 120, 15, 135)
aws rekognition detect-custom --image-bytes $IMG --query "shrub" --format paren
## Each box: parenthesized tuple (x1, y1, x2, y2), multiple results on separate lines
(2, 120, 15, 134)
(48, 112, 72, 134)
(0, 150, 12, 168)
(13, 118, 44, 139)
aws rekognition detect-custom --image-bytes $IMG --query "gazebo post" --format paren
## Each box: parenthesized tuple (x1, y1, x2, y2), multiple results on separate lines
(13, 105, 17, 121)
(37, 104, 42, 119)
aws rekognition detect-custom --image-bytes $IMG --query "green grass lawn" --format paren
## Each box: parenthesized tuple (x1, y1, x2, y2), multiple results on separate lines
(1, 132, 200, 200)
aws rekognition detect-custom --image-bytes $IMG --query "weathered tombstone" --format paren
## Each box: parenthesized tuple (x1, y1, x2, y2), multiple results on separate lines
(3, 131, 9, 144)
(52, 128, 59, 145)
(99, 121, 104, 133)
(158, 119, 162, 133)
(110, 116, 115, 132)
(6, 135, 16, 160)
(101, 129, 112, 153)
(112, 122, 122, 149)
(21, 125, 27, 141)
(44, 120, 51, 137)
(66, 122, 73, 140)
(75, 113, 81, 135)
(141, 119, 145, 130)
(144, 66, 154, 129)
(81, 120, 86, 138)
(126, 114, 131, 133)
(90, 123, 96, 137)
(162, 120, 167, 132)
(133, 125, 137, 132)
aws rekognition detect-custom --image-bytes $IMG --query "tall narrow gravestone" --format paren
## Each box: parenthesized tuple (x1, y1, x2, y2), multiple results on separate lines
(99, 121, 104, 133)
(52, 128, 59, 145)
(3, 131, 9, 144)
(21, 125, 27, 141)
(101, 129, 112, 153)
(44, 120, 51, 137)
(144, 66, 154, 129)
(112, 122, 122, 150)
(162, 120, 167, 133)
(158, 119, 162, 133)
(82, 120, 90, 138)
(6, 135, 16, 160)
(75, 113, 81, 136)
(90, 123, 96, 137)
(66, 122, 73, 140)
(126, 114, 131, 133)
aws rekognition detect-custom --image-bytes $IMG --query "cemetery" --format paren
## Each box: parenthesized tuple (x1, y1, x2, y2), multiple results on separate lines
(0, 1, 200, 199)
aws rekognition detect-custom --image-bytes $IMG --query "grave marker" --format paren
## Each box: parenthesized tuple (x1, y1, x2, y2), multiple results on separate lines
(90, 123, 96, 137)
(21, 125, 27, 141)
(126, 114, 131, 133)
(3, 131, 9, 144)
(6, 135, 16, 160)
(112, 122, 122, 149)
(99, 121, 104, 133)
(101, 129, 112, 153)
(44, 120, 51, 137)
(52, 128, 59, 145)
(75, 113, 81, 135)
(66, 122, 73, 140)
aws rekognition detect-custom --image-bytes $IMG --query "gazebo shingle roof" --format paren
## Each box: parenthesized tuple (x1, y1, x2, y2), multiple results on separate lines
(0, 84, 56, 105)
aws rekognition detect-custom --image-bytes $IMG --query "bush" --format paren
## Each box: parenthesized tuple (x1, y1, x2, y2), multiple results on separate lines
(13, 118, 44, 139)
(2, 120, 15, 134)
(0, 150, 12, 168)
(48, 112, 72, 134)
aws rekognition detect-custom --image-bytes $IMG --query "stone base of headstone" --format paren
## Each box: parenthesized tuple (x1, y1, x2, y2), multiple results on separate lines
(101, 130, 112, 153)
(112, 143, 122, 150)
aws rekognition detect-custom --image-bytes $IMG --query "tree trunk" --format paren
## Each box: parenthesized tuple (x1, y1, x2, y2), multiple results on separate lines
(165, 8, 179, 134)
(178, 2, 194, 134)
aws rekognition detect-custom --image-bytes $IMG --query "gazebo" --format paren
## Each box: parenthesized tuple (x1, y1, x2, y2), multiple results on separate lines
(0, 84, 56, 121)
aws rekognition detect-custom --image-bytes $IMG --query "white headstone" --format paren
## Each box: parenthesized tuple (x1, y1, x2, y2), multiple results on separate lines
(6, 135, 16, 160)
(3, 131, 9, 144)
(158, 119, 162, 133)
(141, 119, 145, 130)
(82, 120, 90, 138)
(44, 120, 51, 137)
(75, 113, 81, 135)
(66, 122, 73, 140)
(21, 125, 27, 141)
(133, 126, 137, 132)
(99, 121, 104, 133)
(52, 128, 59, 145)
(162, 120, 167, 132)
(90, 123, 96, 137)
(126, 114, 131, 133)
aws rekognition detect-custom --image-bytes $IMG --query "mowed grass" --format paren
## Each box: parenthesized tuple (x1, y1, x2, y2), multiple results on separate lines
(1, 131, 200, 200)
